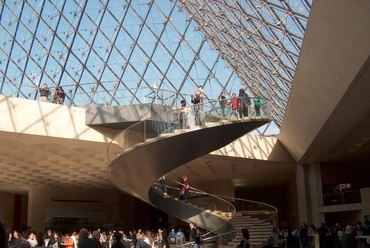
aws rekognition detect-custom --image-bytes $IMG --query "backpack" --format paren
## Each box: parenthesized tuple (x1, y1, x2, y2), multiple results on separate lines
(267, 233, 275, 247)
(176, 233, 183, 246)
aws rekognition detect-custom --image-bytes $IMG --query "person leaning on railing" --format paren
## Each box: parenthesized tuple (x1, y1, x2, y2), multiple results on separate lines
(191, 86, 205, 125)
(253, 91, 262, 117)
(52, 86, 66, 104)
(218, 90, 227, 117)
(178, 100, 189, 129)
(226, 93, 239, 119)
(39, 83, 50, 102)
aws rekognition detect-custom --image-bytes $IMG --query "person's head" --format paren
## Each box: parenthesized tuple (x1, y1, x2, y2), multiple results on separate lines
(272, 226, 279, 233)
(47, 230, 52, 236)
(13, 230, 19, 238)
(355, 221, 362, 229)
(79, 228, 89, 239)
(28, 232, 36, 239)
(92, 231, 100, 240)
(189, 222, 196, 229)
(113, 232, 122, 242)
(42, 83, 48, 88)
(345, 224, 353, 233)
(232, 93, 236, 97)
(181, 100, 186, 106)
(241, 228, 249, 240)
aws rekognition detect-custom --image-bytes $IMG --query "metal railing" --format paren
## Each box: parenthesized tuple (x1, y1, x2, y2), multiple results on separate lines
(106, 99, 271, 162)
(323, 190, 361, 206)
(155, 180, 278, 247)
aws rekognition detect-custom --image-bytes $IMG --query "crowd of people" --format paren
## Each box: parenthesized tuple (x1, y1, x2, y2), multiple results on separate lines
(267, 221, 370, 248)
(3, 216, 370, 248)
(177, 86, 264, 130)
(1, 222, 204, 248)
(224, 88, 262, 120)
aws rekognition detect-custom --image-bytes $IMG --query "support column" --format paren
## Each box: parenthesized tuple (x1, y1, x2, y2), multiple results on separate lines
(13, 194, 22, 232)
(296, 164, 308, 224)
(307, 163, 325, 225)
(296, 163, 325, 226)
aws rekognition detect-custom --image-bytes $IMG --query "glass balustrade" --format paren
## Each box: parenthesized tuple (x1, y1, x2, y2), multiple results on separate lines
(154, 179, 278, 246)
(107, 99, 270, 162)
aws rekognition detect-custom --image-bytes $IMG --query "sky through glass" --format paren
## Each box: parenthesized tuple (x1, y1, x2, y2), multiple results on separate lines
(0, 0, 311, 130)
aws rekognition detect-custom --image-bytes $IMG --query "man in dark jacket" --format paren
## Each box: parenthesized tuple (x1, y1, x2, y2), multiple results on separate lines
(78, 228, 99, 248)
(189, 222, 201, 248)
(111, 232, 124, 248)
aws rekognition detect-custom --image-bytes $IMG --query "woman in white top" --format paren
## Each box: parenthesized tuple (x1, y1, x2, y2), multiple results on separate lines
(27, 232, 38, 247)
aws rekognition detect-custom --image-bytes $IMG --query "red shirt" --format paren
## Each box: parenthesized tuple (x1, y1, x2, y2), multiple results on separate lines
(63, 237, 74, 248)
(226, 97, 239, 110)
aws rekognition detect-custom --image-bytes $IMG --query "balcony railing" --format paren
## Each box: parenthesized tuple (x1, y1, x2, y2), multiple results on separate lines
(323, 190, 361, 206)
(107, 99, 271, 162)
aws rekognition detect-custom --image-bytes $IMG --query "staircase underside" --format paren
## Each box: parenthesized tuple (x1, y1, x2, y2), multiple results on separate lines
(107, 120, 269, 232)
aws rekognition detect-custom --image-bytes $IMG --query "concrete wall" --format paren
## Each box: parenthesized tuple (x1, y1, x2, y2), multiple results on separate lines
(0, 192, 28, 233)
(27, 186, 120, 232)
(0, 95, 111, 142)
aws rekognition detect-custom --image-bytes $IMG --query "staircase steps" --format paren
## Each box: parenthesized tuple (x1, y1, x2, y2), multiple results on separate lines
(225, 212, 274, 248)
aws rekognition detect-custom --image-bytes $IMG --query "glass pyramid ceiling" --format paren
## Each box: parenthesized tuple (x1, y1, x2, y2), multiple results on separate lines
(0, 0, 311, 127)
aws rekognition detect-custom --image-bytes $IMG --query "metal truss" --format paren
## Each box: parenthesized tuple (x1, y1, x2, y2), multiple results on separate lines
(0, 0, 311, 128)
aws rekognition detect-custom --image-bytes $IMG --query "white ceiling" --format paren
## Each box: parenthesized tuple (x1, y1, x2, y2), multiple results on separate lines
(0, 130, 296, 195)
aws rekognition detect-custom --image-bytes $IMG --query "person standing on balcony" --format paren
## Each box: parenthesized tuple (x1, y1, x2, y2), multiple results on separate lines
(178, 100, 189, 129)
(253, 91, 262, 117)
(52, 86, 66, 104)
(39, 83, 50, 102)
(226, 93, 239, 119)
(191, 86, 205, 125)
(238, 88, 251, 119)
(218, 90, 227, 117)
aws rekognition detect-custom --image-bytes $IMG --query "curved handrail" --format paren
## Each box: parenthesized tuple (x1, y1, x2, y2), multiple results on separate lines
(153, 179, 278, 246)
(107, 99, 271, 162)
(169, 179, 237, 237)
(202, 195, 278, 243)
(106, 99, 273, 246)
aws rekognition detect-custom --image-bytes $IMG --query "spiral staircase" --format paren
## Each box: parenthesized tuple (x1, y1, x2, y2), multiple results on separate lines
(106, 101, 278, 247)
